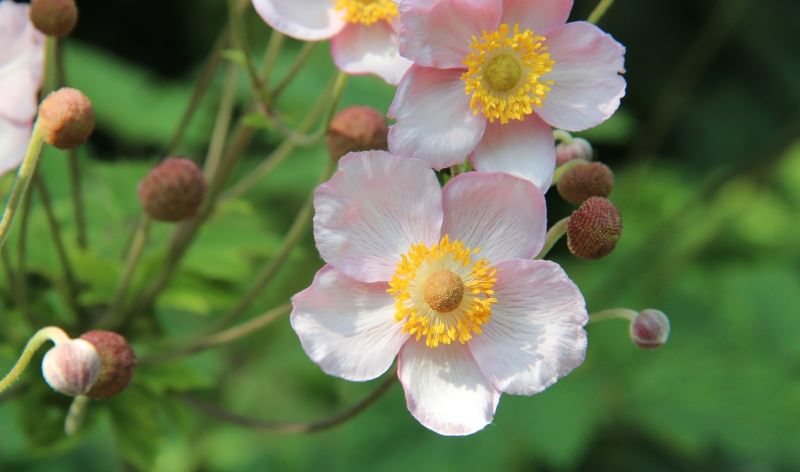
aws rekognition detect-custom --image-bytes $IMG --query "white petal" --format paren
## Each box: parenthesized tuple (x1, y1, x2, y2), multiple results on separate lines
(388, 66, 486, 169)
(0, 118, 32, 176)
(291, 265, 408, 381)
(314, 151, 443, 283)
(331, 21, 412, 85)
(441, 172, 547, 262)
(471, 114, 556, 191)
(500, 0, 572, 34)
(469, 259, 588, 395)
(398, 340, 500, 435)
(0, 1, 44, 122)
(537, 21, 626, 131)
(252, 0, 345, 41)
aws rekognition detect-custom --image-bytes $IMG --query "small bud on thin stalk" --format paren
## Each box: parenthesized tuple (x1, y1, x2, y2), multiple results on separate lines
(630, 309, 670, 349)
(326, 106, 388, 161)
(138, 157, 206, 222)
(567, 197, 622, 259)
(556, 137, 593, 166)
(29, 0, 78, 37)
(41, 339, 101, 396)
(38, 87, 95, 149)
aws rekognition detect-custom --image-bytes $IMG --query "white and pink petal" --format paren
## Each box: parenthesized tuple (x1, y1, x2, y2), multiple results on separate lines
(251, 0, 345, 41)
(500, 0, 572, 35)
(331, 21, 412, 85)
(0, 118, 33, 176)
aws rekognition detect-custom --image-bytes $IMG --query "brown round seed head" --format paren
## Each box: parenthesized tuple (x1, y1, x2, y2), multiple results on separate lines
(79, 330, 136, 399)
(423, 269, 465, 313)
(138, 157, 206, 222)
(567, 197, 622, 260)
(557, 161, 614, 205)
(29, 0, 78, 37)
(326, 106, 388, 161)
(38, 87, 94, 149)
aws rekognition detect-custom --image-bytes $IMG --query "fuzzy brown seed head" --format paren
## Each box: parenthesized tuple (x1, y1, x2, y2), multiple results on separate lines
(557, 161, 615, 205)
(29, 0, 78, 37)
(41, 339, 102, 397)
(79, 330, 136, 399)
(567, 197, 622, 260)
(326, 106, 388, 161)
(138, 157, 206, 222)
(423, 270, 465, 313)
(629, 309, 670, 349)
(38, 88, 94, 149)
(556, 137, 593, 166)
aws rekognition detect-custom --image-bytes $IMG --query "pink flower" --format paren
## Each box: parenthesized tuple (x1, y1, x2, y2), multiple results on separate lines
(0, 0, 45, 176)
(292, 151, 588, 435)
(388, 0, 626, 189)
(251, 0, 412, 85)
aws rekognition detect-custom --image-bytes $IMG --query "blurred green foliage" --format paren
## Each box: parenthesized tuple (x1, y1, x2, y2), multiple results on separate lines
(1, 0, 799, 470)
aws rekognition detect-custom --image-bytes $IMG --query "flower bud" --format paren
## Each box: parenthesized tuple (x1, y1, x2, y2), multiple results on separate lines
(29, 0, 78, 37)
(138, 157, 206, 222)
(557, 161, 614, 205)
(567, 197, 622, 259)
(41, 339, 101, 396)
(38, 87, 94, 149)
(629, 309, 670, 349)
(79, 330, 136, 399)
(556, 137, 593, 166)
(326, 106, 388, 161)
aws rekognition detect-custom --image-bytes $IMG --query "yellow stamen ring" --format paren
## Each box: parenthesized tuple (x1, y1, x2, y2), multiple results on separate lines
(462, 23, 556, 124)
(334, 0, 398, 25)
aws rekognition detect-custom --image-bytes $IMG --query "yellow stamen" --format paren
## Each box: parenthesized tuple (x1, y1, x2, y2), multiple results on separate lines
(462, 23, 556, 124)
(388, 235, 498, 348)
(334, 0, 398, 25)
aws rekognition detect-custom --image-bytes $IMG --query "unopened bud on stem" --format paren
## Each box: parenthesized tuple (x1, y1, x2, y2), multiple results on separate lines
(630, 309, 670, 349)
(38, 87, 94, 149)
(326, 106, 388, 161)
(556, 137, 593, 166)
(567, 197, 622, 259)
(138, 157, 206, 222)
(29, 0, 78, 37)
(79, 330, 136, 399)
(41, 339, 101, 396)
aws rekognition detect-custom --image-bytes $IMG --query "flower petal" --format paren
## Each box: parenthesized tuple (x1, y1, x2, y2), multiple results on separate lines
(441, 172, 547, 262)
(0, 118, 32, 176)
(314, 150, 443, 283)
(398, 340, 500, 435)
(252, 0, 344, 41)
(331, 21, 412, 85)
(0, 1, 44, 122)
(470, 114, 556, 191)
(399, 0, 502, 69)
(537, 21, 626, 131)
(500, 0, 572, 34)
(291, 265, 408, 381)
(469, 259, 587, 395)
(388, 66, 485, 169)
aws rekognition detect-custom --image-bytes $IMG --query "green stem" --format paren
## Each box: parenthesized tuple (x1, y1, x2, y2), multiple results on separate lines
(535, 216, 570, 259)
(269, 41, 316, 100)
(203, 62, 240, 180)
(67, 151, 87, 249)
(228, 0, 269, 106)
(0, 123, 45, 252)
(553, 129, 573, 144)
(261, 31, 285, 80)
(101, 216, 152, 329)
(551, 159, 586, 186)
(588, 308, 638, 324)
(587, 0, 616, 24)
(64, 394, 90, 435)
(16, 192, 33, 326)
(0, 326, 70, 394)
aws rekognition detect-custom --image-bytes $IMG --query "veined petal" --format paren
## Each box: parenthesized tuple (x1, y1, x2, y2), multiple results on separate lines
(500, 0, 572, 34)
(470, 114, 556, 191)
(537, 21, 626, 131)
(0, 1, 44, 122)
(441, 172, 547, 262)
(469, 259, 588, 395)
(251, 0, 345, 41)
(0, 118, 32, 176)
(291, 265, 408, 381)
(388, 66, 486, 169)
(314, 151, 443, 283)
(331, 21, 412, 85)
(398, 340, 500, 435)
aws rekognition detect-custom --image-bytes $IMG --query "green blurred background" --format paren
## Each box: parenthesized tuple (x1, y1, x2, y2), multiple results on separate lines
(1, 0, 799, 470)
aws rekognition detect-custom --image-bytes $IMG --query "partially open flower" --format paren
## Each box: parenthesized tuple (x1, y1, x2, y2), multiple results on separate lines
(630, 309, 670, 349)
(326, 106, 388, 161)
(38, 87, 95, 149)
(556, 137, 593, 166)
(79, 330, 136, 399)
(41, 339, 101, 396)
(567, 197, 622, 259)
(138, 157, 206, 222)
(557, 161, 614, 204)
(29, 0, 78, 37)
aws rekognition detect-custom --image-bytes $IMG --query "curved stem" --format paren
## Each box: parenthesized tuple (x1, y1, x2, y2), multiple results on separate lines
(184, 374, 396, 434)
(0, 326, 70, 394)
(553, 129, 573, 144)
(64, 394, 90, 435)
(535, 216, 570, 259)
(587, 0, 616, 24)
(0, 123, 45, 252)
(589, 308, 638, 324)
(551, 159, 585, 186)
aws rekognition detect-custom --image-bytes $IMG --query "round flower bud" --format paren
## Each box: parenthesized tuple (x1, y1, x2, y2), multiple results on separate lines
(41, 339, 101, 396)
(79, 330, 136, 399)
(567, 197, 622, 260)
(29, 0, 78, 37)
(557, 161, 615, 205)
(556, 137, 593, 166)
(326, 106, 388, 161)
(138, 157, 206, 222)
(629, 309, 670, 349)
(38, 87, 95, 149)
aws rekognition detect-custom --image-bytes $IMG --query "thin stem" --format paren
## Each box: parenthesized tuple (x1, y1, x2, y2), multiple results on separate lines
(0, 123, 45, 252)
(34, 175, 81, 321)
(587, 0, 616, 24)
(269, 42, 316, 100)
(64, 394, 90, 435)
(101, 216, 152, 329)
(16, 192, 33, 326)
(183, 374, 397, 434)
(228, 0, 269, 106)
(43, 36, 59, 93)
(260, 31, 285, 80)
(535, 216, 570, 259)
(0, 326, 70, 394)
(588, 308, 638, 324)
(140, 303, 291, 364)
(1, 246, 16, 296)
(553, 129, 573, 144)
(551, 159, 585, 186)
(67, 151, 87, 249)
(203, 61, 240, 180)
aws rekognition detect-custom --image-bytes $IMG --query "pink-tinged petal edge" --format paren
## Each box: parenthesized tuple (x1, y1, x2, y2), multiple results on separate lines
(314, 151, 443, 283)
(500, 0, 572, 34)
(291, 265, 408, 381)
(388, 66, 486, 169)
(0, 118, 32, 176)
(536, 21, 626, 131)
(251, 0, 345, 41)
(0, 1, 45, 122)
(470, 114, 557, 191)
(398, 340, 500, 435)
(399, 0, 502, 69)
(331, 21, 412, 85)
(469, 259, 588, 395)
(441, 172, 547, 262)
